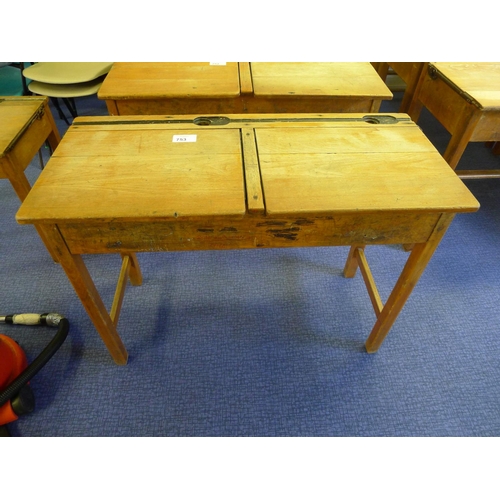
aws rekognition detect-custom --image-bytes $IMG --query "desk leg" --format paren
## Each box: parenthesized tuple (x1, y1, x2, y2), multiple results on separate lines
(363, 213, 454, 352)
(3, 156, 60, 263)
(406, 66, 429, 124)
(45, 224, 129, 365)
(343, 245, 365, 278)
(124, 252, 143, 286)
(443, 109, 481, 170)
(3, 156, 32, 201)
(43, 100, 61, 152)
(369, 100, 382, 113)
(372, 62, 389, 79)
(105, 100, 120, 116)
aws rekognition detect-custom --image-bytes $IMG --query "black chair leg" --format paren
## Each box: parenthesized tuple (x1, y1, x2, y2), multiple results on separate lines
(38, 149, 45, 169)
(62, 98, 78, 118)
(51, 98, 70, 126)
(19, 62, 30, 96)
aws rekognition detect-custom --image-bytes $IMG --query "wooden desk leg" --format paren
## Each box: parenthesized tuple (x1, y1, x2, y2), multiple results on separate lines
(105, 100, 119, 116)
(399, 63, 427, 114)
(407, 100, 424, 124)
(123, 252, 143, 286)
(3, 156, 60, 263)
(3, 156, 32, 201)
(343, 245, 365, 278)
(43, 100, 61, 152)
(369, 100, 382, 113)
(44, 224, 129, 365)
(109, 253, 143, 327)
(406, 66, 429, 124)
(443, 109, 481, 170)
(372, 62, 389, 80)
(363, 213, 454, 353)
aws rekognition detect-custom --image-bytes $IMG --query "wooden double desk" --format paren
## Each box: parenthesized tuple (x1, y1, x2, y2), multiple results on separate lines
(375, 62, 500, 177)
(407, 62, 500, 177)
(98, 62, 393, 115)
(16, 113, 479, 364)
(0, 96, 60, 200)
(1, 96, 60, 260)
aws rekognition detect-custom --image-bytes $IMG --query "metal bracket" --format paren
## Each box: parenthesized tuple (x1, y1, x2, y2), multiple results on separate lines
(35, 106, 45, 120)
(428, 65, 438, 80)
(428, 64, 483, 109)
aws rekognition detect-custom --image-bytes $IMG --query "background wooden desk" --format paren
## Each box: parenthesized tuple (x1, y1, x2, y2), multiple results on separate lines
(98, 62, 392, 115)
(0, 96, 60, 260)
(407, 62, 500, 177)
(16, 113, 478, 365)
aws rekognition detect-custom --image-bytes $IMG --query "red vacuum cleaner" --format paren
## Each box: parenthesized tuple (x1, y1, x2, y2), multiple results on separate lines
(0, 313, 69, 436)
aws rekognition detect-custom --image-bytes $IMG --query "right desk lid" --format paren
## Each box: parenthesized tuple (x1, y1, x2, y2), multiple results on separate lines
(253, 117, 479, 216)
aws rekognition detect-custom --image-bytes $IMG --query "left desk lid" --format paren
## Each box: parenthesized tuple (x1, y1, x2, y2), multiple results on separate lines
(16, 122, 247, 224)
(98, 63, 242, 100)
(0, 96, 47, 156)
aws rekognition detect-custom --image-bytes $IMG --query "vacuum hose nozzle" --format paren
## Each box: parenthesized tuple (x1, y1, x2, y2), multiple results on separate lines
(0, 313, 65, 327)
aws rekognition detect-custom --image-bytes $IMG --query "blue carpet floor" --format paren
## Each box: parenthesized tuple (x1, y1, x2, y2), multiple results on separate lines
(1, 92, 499, 438)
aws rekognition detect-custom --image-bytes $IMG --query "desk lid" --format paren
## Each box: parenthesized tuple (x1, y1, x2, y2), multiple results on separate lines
(431, 63, 500, 110)
(254, 123, 479, 214)
(250, 63, 393, 99)
(17, 122, 246, 223)
(97, 63, 241, 100)
(0, 96, 47, 157)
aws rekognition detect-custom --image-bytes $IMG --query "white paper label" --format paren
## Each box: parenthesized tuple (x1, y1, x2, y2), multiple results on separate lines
(209, 62, 226, 66)
(172, 135, 197, 143)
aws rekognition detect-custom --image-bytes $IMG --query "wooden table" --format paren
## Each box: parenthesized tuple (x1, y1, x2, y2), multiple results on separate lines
(1, 96, 60, 259)
(98, 62, 392, 116)
(407, 62, 500, 177)
(16, 113, 479, 365)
